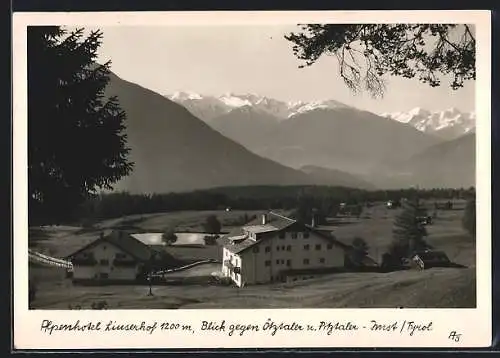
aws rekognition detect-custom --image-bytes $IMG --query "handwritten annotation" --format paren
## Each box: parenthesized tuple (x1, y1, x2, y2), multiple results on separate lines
(40, 318, 433, 337)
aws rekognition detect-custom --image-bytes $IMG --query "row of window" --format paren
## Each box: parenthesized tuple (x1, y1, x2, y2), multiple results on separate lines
(278, 231, 309, 239)
(253, 243, 333, 253)
(82, 252, 127, 260)
(265, 257, 326, 266)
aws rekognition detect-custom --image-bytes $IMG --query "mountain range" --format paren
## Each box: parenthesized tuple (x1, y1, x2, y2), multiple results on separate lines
(381, 107, 475, 140)
(100, 78, 475, 194)
(166, 91, 351, 121)
(167, 92, 476, 140)
(104, 74, 380, 194)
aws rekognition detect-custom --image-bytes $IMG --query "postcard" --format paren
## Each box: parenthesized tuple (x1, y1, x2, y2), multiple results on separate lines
(13, 10, 491, 349)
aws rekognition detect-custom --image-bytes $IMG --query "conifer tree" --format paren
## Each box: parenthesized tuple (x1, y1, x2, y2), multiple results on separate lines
(390, 197, 429, 260)
(28, 26, 133, 225)
(285, 24, 475, 97)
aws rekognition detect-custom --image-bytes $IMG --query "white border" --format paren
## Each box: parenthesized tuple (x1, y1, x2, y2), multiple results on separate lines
(13, 11, 492, 349)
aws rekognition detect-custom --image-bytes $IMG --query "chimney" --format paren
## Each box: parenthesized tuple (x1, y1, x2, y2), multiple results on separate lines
(261, 214, 267, 225)
(311, 215, 316, 228)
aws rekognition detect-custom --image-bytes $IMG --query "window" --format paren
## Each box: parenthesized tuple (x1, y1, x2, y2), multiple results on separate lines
(282, 245, 286, 250)
(303, 232, 310, 239)
(327, 244, 333, 250)
(315, 244, 322, 251)
(100, 259, 109, 265)
(286, 245, 291, 252)
(278, 232, 285, 239)
(276, 246, 280, 251)
(291, 232, 298, 239)
(102, 245, 106, 250)
(265, 246, 271, 253)
(319, 258, 325, 264)
(252, 246, 259, 253)
(265, 260, 271, 266)
(303, 259, 310, 265)
(286, 259, 291, 267)
(281, 260, 285, 264)
(304, 244, 310, 251)
(276, 259, 280, 265)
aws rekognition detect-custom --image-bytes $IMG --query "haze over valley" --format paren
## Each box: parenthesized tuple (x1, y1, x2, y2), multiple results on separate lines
(99, 72, 475, 195)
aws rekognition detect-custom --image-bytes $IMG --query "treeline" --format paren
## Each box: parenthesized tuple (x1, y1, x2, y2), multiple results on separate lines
(75, 185, 476, 223)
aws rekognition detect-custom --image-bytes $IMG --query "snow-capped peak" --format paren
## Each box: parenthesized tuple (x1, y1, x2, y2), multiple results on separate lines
(218, 93, 253, 108)
(169, 91, 203, 100)
(287, 99, 351, 118)
(381, 107, 476, 140)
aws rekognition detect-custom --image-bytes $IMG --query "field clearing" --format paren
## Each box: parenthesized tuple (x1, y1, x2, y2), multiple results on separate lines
(30, 266, 475, 309)
(329, 202, 475, 267)
(28, 200, 476, 309)
(29, 210, 266, 259)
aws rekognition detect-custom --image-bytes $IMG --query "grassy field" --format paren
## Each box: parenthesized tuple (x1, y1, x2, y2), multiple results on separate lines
(28, 201, 476, 309)
(30, 265, 475, 309)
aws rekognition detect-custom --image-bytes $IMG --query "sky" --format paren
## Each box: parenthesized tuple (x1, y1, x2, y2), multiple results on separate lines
(95, 25, 475, 114)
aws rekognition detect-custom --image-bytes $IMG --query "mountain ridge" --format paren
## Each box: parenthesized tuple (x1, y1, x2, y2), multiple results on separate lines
(381, 107, 475, 140)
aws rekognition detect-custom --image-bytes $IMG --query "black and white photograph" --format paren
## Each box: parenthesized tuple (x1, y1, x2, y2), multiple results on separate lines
(13, 10, 492, 349)
(26, 21, 480, 309)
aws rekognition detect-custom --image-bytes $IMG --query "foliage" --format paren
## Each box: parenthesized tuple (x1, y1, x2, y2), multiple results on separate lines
(204, 215, 222, 235)
(204, 235, 219, 245)
(90, 300, 109, 310)
(389, 197, 430, 263)
(28, 26, 133, 225)
(346, 237, 370, 267)
(462, 198, 476, 239)
(352, 236, 369, 254)
(74, 186, 475, 223)
(161, 228, 178, 245)
(285, 24, 475, 97)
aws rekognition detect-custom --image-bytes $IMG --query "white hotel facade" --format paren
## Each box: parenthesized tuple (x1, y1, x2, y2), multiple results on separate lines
(221, 211, 349, 286)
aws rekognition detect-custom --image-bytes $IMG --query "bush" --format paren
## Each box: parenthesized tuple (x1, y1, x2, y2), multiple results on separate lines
(162, 228, 177, 245)
(204, 235, 219, 245)
(204, 215, 221, 235)
(91, 300, 108, 310)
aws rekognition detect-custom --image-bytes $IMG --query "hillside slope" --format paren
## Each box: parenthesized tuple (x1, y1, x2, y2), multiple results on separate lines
(252, 108, 441, 175)
(400, 133, 476, 188)
(104, 73, 316, 194)
(300, 165, 376, 190)
(209, 106, 280, 150)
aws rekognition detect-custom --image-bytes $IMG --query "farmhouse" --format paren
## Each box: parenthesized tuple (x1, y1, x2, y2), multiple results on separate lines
(66, 230, 162, 283)
(220, 212, 349, 287)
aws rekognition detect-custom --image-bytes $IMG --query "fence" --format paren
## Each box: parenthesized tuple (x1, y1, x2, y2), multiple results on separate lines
(28, 249, 73, 270)
(153, 259, 220, 276)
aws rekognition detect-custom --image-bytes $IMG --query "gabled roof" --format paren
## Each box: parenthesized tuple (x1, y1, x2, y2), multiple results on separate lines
(66, 230, 154, 262)
(412, 250, 450, 263)
(222, 211, 349, 254)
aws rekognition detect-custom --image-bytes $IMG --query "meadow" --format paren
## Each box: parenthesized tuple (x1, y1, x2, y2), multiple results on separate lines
(28, 200, 476, 309)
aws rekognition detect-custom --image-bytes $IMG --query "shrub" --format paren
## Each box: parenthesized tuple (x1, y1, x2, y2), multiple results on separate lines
(204, 215, 221, 235)
(91, 300, 108, 310)
(162, 228, 177, 245)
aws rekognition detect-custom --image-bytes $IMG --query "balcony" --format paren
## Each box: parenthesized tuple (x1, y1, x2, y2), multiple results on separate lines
(113, 259, 138, 268)
(71, 257, 97, 266)
(224, 260, 240, 274)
